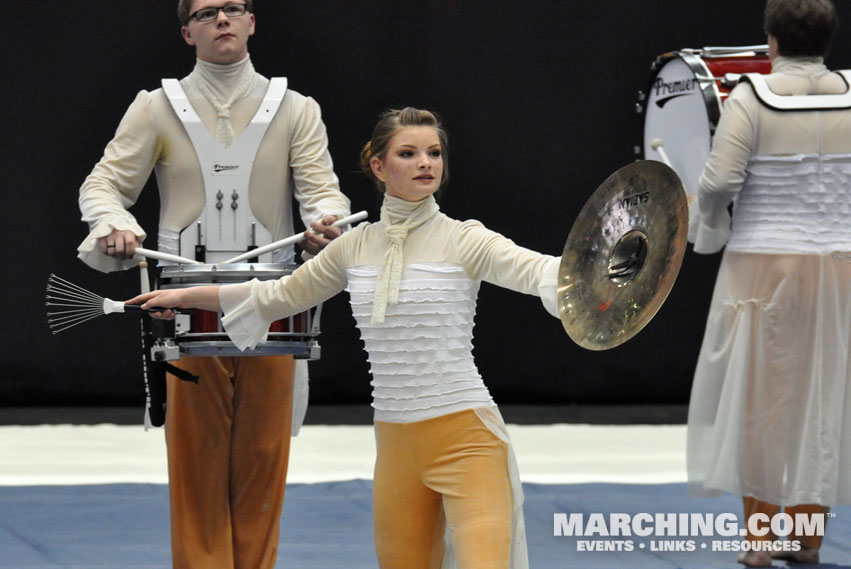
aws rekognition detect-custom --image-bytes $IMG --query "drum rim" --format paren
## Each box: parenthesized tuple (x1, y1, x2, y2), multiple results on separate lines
(158, 262, 293, 273)
(638, 51, 722, 140)
(158, 262, 293, 284)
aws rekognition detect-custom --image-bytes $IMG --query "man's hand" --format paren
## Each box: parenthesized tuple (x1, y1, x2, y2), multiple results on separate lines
(99, 229, 140, 260)
(301, 215, 343, 256)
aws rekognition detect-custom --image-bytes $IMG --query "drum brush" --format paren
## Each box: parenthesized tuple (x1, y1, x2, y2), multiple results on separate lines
(46, 274, 183, 335)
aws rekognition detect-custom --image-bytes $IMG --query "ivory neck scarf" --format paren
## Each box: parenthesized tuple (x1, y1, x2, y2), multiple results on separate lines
(189, 55, 256, 147)
(372, 194, 440, 323)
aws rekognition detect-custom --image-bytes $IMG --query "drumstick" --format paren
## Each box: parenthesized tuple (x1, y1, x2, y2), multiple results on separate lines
(134, 247, 201, 265)
(223, 211, 369, 264)
(139, 261, 151, 294)
(650, 138, 675, 170)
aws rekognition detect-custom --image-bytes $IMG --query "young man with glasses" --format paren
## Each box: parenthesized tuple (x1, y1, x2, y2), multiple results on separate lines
(76, 1, 351, 568)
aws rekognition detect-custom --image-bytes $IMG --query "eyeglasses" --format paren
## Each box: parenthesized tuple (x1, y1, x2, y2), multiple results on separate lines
(187, 3, 248, 24)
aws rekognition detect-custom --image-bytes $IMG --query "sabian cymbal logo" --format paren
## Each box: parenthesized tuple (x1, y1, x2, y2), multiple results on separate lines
(621, 192, 650, 209)
(213, 164, 239, 173)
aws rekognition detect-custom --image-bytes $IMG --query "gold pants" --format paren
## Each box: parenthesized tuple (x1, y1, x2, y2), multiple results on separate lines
(742, 496, 828, 549)
(166, 355, 295, 569)
(373, 409, 513, 569)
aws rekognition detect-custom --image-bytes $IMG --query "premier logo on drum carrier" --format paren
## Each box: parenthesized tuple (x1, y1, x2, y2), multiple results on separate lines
(213, 163, 240, 173)
(653, 77, 698, 107)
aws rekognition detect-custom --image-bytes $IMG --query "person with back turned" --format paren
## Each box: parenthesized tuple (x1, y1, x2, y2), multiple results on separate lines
(687, 0, 851, 566)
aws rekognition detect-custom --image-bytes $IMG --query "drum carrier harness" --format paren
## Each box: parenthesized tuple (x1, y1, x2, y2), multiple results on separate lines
(143, 77, 298, 427)
(740, 70, 851, 111)
(162, 77, 288, 264)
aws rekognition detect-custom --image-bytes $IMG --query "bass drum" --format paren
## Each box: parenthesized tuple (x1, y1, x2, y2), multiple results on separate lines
(637, 45, 771, 196)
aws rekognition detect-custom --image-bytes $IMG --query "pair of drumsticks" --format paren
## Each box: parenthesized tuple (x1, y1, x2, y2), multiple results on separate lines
(47, 212, 367, 334)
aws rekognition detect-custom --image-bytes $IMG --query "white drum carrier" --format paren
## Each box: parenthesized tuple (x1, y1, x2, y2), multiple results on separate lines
(151, 78, 320, 360)
(162, 77, 287, 264)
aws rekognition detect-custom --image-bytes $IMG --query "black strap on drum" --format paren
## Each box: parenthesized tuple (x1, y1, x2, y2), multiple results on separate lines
(141, 318, 199, 428)
(160, 362, 199, 384)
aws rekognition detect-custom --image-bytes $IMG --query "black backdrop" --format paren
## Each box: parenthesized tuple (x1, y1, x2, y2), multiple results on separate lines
(5, 1, 851, 407)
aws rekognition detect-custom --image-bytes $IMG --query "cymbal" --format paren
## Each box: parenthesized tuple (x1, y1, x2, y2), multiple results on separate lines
(558, 160, 687, 350)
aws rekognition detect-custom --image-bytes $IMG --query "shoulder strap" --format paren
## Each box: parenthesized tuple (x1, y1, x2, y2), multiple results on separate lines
(740, 70, 851, 111)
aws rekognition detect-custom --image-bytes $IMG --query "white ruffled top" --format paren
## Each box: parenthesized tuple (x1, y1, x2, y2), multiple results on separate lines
(348, 262, 492, 422)
(727, 153, 851, 253)
(219, 194, 561, 422)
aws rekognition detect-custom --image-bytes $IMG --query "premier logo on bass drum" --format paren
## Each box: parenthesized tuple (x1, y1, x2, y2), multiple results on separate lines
(653, 76, 698, 107)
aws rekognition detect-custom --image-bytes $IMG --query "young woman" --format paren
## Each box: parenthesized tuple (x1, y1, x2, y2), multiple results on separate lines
(132, 107, 561, 569)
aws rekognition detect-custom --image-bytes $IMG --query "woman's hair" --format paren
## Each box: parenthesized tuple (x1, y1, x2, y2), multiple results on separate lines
(764, 0, 837, 57)
(178, 0, 254, 25)
(360, 107, 449, 192)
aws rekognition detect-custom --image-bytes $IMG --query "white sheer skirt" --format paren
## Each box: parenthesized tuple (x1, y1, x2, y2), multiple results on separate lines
(687, 251, 851, 506)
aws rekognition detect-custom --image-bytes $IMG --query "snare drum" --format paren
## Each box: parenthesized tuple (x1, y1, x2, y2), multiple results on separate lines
(157, 263, 320, 359)
(637, 46, 771, 196)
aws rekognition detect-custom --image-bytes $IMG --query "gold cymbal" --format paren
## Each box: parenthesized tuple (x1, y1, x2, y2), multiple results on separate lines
(558, 160, 687, 350)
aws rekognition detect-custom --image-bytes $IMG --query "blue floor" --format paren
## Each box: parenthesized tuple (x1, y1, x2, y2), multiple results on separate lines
(2, 482, 849, 568)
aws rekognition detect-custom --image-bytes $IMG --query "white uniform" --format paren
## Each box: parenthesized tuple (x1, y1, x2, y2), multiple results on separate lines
(687, 56, 851, 506)
(75, 56, 350, 569)
(218, 194, 561, 568)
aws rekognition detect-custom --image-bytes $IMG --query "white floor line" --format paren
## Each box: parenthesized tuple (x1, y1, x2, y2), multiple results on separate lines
(0, 423, 687, 486)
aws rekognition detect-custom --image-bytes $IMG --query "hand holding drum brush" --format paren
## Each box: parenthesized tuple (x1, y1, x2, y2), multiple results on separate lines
(45, 274, 192, 334)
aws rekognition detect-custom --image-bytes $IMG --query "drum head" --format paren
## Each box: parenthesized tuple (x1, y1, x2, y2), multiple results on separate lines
(558, 161, 688, 350)
(642, 54, 716, 197)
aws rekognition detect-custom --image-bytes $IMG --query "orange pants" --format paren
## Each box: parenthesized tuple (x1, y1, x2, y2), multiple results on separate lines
(165, 355, 295, 569)
(742, 497, 828, 549)
(373, 409, 513, 569)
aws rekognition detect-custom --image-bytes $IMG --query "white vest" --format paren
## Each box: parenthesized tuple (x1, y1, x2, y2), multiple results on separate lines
(161, 77, 288, 263)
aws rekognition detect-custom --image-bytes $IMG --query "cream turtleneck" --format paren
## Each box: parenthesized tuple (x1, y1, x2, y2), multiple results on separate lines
(188, 55, 256, 146)
(765, 55, 842, 97)
(770, 55, 826, 75)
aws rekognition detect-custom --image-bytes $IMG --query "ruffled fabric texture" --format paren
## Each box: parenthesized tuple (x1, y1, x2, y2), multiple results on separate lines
(348, 262, 494, 423)
(688, 56, 851, 255)
(727, 154, 851, 253)
(76, 211, 146, 273)
(220, 279, 270, 351)
(217, 194, 561, 426)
